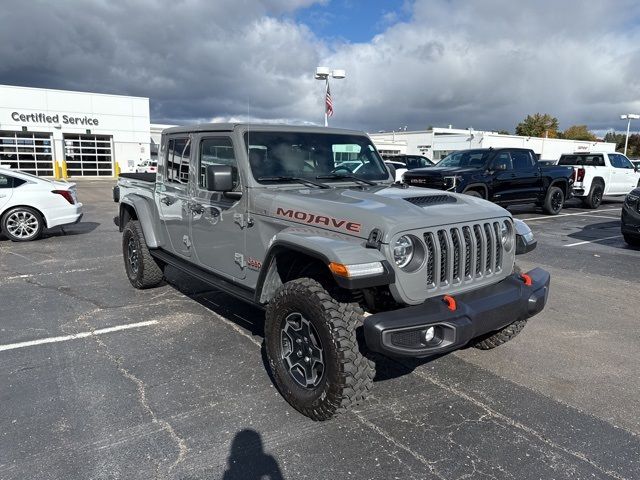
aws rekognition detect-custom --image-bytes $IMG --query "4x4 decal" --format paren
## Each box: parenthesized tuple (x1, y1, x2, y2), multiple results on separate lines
(276, 207, 362, 233)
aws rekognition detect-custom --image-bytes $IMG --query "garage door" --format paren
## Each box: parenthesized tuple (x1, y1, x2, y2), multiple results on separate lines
(0, 130, 54, 176)
(64, 134, 113, 176)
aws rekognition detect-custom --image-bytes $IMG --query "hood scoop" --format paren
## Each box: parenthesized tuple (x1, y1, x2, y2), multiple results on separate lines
(404, 195, 458, 207)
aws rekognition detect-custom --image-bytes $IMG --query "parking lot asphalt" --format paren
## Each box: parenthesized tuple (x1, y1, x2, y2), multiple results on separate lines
(1, 180, 639, 480)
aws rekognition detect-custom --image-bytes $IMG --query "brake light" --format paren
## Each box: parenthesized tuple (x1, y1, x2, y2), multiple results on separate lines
(576, 168, 585, 182)
(52, 190, 75, 204)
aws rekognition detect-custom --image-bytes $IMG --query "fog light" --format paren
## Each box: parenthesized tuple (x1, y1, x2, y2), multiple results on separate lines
(423, 326, 435, 342)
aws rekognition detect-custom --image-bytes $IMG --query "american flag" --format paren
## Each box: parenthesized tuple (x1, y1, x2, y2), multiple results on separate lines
(325, 82, 334, 117)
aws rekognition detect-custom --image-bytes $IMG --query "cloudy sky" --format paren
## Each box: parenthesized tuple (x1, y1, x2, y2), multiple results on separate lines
(1, 0, 639, 134)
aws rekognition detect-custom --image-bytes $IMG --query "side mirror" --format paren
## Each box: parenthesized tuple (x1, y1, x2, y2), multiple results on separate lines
(206, 164, 234, 192)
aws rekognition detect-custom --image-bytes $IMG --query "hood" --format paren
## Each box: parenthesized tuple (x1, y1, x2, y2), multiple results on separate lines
(251, 185, 509, 242)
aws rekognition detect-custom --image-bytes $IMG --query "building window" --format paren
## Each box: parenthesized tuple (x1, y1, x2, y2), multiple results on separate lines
(64, 134, 113, 176)
(0, 131, 54, 176)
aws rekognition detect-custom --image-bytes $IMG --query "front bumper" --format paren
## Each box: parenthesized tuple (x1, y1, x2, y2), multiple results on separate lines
(364, 268, 550, 357)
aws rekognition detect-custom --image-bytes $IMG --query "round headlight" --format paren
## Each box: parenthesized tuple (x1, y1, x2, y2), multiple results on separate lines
(501, 220, 514, 252)
(393, 235, 414, 268)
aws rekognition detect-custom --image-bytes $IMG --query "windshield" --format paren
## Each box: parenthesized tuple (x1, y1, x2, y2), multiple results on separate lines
(244, 132, 390, 184)
(438, 150, 491, 168)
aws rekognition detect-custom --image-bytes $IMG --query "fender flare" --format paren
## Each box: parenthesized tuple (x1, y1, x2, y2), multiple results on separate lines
(119, 195, 161, 248)
(255, 229, 392, 303)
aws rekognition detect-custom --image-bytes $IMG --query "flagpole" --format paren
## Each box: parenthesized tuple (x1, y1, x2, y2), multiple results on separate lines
(324, 78, 329, 127)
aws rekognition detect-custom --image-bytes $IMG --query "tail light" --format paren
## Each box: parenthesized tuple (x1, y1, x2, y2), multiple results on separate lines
(576, 168, 585, 182)
(52, 190, 75, 204)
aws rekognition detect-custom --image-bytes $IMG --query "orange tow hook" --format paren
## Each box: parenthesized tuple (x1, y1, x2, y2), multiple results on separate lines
(443, 295, 457, 311)
(520, 273, 533, 286)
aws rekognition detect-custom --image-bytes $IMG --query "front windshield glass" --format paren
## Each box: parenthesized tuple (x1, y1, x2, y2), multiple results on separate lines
(438, 150, 491, 168)
(244, 132, 390, 183)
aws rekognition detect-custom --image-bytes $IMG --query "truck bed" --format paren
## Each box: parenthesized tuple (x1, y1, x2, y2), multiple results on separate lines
(119, 172, 156, 182)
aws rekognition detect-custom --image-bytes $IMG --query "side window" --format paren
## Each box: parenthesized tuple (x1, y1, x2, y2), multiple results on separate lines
(493, 152, 513, 170)
(609, 154, 623, 168)
(618, 155, 634, 169)
(199, 137, 239, 190)
(511, 151, 534, 169)
(166, 138, 191, 184)
(0, 174, 11, 188)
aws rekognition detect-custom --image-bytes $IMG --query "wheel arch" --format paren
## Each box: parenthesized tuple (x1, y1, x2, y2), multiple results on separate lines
(549, 178, 569, 197)
(254, 231, 391, 304)
(119, 195, 161, 248)
(1, 204, 48, 229)
(462, 183, 488, 198)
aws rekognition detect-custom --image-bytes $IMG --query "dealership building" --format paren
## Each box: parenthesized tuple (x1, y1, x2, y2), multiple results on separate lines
(0, 84, 151, 177)
(369, 127, 616, 162)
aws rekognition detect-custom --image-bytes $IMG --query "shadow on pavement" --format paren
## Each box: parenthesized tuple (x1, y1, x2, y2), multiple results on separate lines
(163, 266, 437, 384)
(0, 221, 100, 241)
(222, 429, 284, 480)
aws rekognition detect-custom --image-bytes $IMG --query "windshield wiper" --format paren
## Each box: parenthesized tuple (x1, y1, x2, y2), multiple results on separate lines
(257, 176, 331, 189)
(316, 173, 378, 186)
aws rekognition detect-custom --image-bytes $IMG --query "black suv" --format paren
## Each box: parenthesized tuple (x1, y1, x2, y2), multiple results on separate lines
(402, 148, 574, 215)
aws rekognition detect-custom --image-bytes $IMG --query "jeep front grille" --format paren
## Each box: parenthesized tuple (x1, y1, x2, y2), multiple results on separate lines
(423, 221, 503, 290)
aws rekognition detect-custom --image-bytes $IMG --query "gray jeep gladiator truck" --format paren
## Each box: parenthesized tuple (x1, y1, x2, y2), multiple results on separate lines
(116, 123, 549, 420)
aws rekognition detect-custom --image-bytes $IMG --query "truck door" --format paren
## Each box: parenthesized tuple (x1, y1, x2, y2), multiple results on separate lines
(158, 137, 192, 258)
(489, 151, 516, 202)
(615, 154, 639, 192)
(509, 150, 543, 202)
(189, 134, 246, 280)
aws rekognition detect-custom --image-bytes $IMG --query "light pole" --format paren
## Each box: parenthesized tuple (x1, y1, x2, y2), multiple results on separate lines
(315, 67, 345, 127)
(620, 114, 640, 156)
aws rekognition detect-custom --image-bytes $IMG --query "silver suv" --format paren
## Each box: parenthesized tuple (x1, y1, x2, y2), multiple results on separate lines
(116, 124, 549, 420)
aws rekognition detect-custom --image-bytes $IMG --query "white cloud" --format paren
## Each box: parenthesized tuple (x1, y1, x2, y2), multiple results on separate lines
(1, 0, 639, 133)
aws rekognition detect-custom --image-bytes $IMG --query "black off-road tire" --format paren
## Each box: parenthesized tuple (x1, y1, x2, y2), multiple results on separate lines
(543, 186, 564, 215)
(1, 206, 44, 242)
(122, 220, 164, 289)
(582, 183, 604, 209)
(265, 278, 375, 421)
(472, 319, 528, 350)
(464, 190, 483, 199)
(623, 234, 640, 247)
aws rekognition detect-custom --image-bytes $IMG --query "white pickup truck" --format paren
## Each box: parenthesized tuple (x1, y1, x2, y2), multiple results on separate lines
(558, 152, 640, 208)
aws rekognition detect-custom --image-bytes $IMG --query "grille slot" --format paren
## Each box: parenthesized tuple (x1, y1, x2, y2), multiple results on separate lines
(423, 221, 504, 290)
(424, 232, 436, 286)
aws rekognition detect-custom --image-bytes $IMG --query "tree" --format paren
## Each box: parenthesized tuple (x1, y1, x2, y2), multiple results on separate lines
(562, 125, 597, 141)
(497, 129, 510, 135)
(515, 113, 559, 138)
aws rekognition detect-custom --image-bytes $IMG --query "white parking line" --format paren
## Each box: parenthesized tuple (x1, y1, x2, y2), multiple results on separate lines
(563, 235, 623, 247)
(519, 208, 621, 221)
(0, 320, 158, 353)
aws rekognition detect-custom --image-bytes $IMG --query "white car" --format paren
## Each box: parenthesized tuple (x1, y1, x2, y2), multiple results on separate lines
(558, 152, 640, 208)
(0, 167, 83, 241)
(136, 160, 158, 173)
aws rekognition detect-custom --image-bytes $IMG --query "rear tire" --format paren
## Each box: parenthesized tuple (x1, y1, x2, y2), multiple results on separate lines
(265, 278, 375, 421)
(582, 183, 603, 209)
(543, 186, 564, 215)
(1, 206, 44, 242)
(122, 220, 164, 289)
